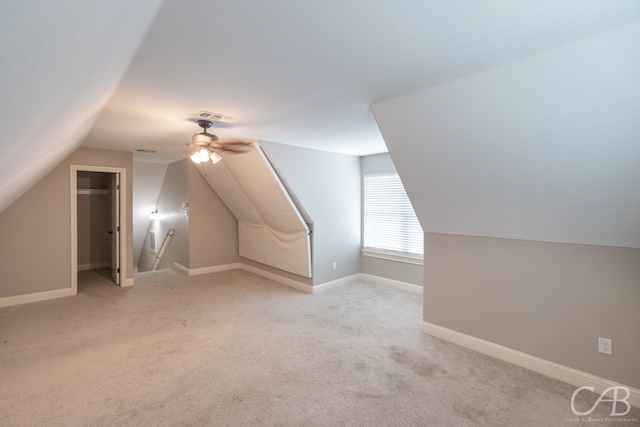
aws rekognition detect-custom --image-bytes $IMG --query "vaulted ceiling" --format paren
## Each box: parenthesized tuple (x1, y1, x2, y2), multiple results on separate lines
(1, 1, 639, 215)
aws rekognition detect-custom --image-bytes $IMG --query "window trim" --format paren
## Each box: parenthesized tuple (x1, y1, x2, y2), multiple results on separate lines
(361, 247, 424, 265)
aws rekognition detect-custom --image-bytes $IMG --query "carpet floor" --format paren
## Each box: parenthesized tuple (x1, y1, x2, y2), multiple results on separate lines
(0, 268, 637, 426)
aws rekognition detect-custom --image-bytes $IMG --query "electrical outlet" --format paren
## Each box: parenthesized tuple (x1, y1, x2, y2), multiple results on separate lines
(598, 337, 612, 355)
(332, 261, 337, 270)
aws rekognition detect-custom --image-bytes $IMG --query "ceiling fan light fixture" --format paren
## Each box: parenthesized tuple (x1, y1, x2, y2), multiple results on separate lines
(197, 148, 210, 162)
(188, 117, 249, 165)
(190, 151, 203, 164)
(191, 148, 210, 164)
(210, 151, 222, 164)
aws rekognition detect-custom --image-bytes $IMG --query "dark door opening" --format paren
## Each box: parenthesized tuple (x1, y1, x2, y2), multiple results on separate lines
(76, 171, 120, 290)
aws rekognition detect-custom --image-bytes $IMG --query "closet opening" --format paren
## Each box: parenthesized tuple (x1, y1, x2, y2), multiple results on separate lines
(71, 166, 128, 294)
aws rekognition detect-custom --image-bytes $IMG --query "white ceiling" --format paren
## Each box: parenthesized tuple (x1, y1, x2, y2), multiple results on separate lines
(83, 0, 640, 161)
(1, 0, 639, 211)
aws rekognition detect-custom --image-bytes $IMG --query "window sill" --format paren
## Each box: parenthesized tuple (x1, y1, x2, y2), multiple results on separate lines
(361, 248, 424, 266)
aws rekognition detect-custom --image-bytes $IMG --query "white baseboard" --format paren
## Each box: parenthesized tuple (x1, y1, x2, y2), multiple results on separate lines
(0, 288, 75, 308)
(172, 262, 190, 275)
(172, 262, 422, 296)
(314, 274, 362, 293)
(173, 262, 241, 276)
(171, 262, 313, 293)
(121, 277, 134, 287)
(239, 263, 314, 293)
(236, 267, 420, 295)
(360, 273, 423, 294)
(422, 322, 640, 408)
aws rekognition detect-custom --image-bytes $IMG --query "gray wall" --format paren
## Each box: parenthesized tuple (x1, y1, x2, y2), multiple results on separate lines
(132, 161, 168, 269)
(0, 147, 134, 298)
(260, 141, 361, 286)
(361, 153, 423, 286)
(138, 160, 239, 272)
(424, 233, 640, 389)
(372, 23, 640, 388)
(138, 160, 190, 272)
(187, 162, 239, 269)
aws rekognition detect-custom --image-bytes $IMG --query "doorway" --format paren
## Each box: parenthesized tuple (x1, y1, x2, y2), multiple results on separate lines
(71, 165, 128, 295)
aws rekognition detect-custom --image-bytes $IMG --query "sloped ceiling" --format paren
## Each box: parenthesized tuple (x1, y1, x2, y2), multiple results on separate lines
(373, 22, 640, 247)
(1, 0, 639, 237)
(0, 0, 163, 212)
(197, 143, 312, 277)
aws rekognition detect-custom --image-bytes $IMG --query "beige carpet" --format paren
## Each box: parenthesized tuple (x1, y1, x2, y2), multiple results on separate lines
(1, 268, 637, 426)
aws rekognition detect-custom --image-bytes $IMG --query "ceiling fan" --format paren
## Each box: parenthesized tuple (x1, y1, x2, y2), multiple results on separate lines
(187, 119, 254, 164)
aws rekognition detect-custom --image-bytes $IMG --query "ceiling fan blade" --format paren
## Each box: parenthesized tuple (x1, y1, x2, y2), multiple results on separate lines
(186, 119, 255, 156)
(218, 138, 256, 145)
(215, 138, 256, 152)
(217, 144, 252, 153)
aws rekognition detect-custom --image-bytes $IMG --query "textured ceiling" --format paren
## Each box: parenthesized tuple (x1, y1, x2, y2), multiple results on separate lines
(1, 0, 639, 212)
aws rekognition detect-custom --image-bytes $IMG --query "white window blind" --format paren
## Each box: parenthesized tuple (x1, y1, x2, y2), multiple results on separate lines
(363, 173, 423, 259)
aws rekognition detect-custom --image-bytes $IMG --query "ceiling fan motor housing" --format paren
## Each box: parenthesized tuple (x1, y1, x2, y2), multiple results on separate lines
(192, 119, 219, 145)
(193, 132, 218, 144)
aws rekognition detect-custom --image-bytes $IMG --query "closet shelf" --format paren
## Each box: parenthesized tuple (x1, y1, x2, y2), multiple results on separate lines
(77, 189, 110, 195)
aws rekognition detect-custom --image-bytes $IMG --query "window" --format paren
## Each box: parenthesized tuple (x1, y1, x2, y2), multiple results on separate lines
(363, 173, 423, 264)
